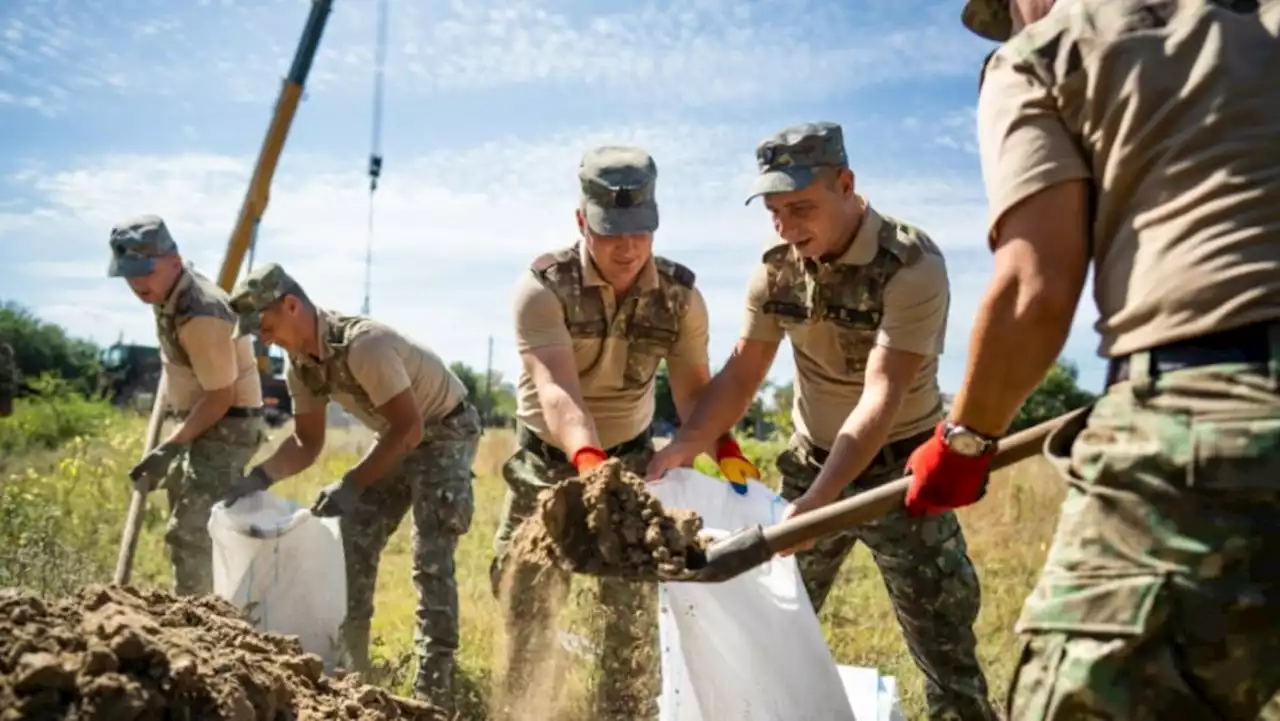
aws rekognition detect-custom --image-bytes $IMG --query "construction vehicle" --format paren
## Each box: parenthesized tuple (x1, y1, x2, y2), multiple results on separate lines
(97, 339, 295, 427)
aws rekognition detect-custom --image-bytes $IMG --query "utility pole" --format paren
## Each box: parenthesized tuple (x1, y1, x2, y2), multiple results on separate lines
(483, 335, 494, 425)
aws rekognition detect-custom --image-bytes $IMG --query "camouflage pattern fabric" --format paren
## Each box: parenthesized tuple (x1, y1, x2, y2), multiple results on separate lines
(776, 431, 999, 721)
(338, 403, 481, 709)
(759, 215, 929, 375)
(285, 311, 387, 420)
(107, 214, 180, 279)
(530, 242, 695, 383)
(578, 145, 661, 235)
(1007, 360, 1280, 720)
(491, 440, 659, 721)
(154, 267, 240, 369)
(745, 121, 849, 203)
(162, 415, 265, 596)
(227, 262, 309, 338)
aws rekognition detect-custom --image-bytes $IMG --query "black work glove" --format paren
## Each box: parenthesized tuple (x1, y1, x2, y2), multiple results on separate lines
(223, 465, 275, 507)
(128, 441, 187, 493)
(310, 476, 363, 518)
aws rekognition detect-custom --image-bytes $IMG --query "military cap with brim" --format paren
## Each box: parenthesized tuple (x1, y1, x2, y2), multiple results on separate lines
(107, 214, 179, 278)
(228, 262, 306, 337)
(745, 121, 848, 205)
(962, 0, 1013, 42)
(579, 146, 660, 235)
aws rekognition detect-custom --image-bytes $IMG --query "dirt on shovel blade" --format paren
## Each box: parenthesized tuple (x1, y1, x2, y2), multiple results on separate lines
(509, 458, 710, 580)
(0, 583, 448, 721)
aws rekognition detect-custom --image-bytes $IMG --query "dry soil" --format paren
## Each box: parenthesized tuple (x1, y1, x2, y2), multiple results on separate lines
(0, 583, 448, 721)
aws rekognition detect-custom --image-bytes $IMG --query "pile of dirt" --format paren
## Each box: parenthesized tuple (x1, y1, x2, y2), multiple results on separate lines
(510, 458, 709, 579)
(0, 583, 447, 721)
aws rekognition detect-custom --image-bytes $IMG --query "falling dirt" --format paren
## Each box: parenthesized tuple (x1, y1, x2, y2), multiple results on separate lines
(0, 583, 448, 721)
(487, 459, 710, 721)
(510, 458, 709, 579)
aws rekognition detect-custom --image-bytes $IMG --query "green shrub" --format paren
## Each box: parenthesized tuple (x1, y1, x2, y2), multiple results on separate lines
(0, 374, 118, 458)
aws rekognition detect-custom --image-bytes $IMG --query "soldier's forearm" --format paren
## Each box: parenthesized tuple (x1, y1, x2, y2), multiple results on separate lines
(672, 367, 755, 448)
(808, 390, 898, 504)
(259, 436, 320, 482)
(949, 266, 1076, 437)
(166, 386, 233, 445)
(540, 385, 602, 456)
(345, 422, 420, 490)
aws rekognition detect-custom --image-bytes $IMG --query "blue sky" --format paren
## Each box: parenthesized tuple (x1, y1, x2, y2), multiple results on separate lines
(0, 0, 1110, 398)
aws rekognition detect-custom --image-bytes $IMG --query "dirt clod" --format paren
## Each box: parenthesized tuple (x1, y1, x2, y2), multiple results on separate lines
(509, 458, 709, 579)
(0, 583, 448, 721)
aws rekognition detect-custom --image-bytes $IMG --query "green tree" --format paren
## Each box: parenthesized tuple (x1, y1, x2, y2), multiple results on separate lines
(0, 302, 102, 395)
(449, 361, 516, 427)
(1009, 359, 1097, 432)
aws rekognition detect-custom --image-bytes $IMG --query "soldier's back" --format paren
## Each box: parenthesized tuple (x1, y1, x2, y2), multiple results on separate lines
(986, 0, 1280, 358)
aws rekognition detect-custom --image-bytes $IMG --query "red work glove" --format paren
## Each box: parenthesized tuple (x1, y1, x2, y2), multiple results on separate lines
(714, 437, 756, 496)
(571, 446, 608, 474)
(903, 422, 994, 517)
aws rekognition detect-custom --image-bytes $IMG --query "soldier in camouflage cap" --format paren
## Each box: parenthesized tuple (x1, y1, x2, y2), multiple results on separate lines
(913, 1, 1280, 718)
(107, 213, 267, 597)
(227, 262, 480, 711)
(649, 121, 999, 720)
(494, 145, 753, 720)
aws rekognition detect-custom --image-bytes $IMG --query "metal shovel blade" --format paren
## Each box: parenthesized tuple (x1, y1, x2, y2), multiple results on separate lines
(566, 408, 1083, 585)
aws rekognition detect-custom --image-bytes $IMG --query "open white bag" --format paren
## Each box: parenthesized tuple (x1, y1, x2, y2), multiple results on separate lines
(648, 469, 904, 721)
(208, 491, 347, 670)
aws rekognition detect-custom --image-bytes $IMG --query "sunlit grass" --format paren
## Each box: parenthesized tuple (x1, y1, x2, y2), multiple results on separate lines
(0, 411, 1066, 720)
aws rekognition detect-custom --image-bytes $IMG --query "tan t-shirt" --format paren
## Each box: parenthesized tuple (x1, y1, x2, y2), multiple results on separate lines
(285, 314, 465, 435)
(978, 0, 1280, 358)
(514, 254, 710, 450)
(743, 205, 947, 450)
(164, 316, 263, 412)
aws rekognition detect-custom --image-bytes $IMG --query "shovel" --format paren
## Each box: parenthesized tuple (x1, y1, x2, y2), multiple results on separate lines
(113, 372, 170, 586)
(566, 408, 1084, 585)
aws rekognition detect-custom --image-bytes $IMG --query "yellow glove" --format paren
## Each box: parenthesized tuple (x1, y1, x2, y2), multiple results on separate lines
(715, 438, 758, 495)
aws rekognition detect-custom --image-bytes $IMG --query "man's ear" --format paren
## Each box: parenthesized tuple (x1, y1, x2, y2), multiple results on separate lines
(574, 206, 587, 236)
(840, 168, 856, 198)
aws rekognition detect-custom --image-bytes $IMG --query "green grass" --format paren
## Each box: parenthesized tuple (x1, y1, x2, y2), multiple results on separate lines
(0, 409, 1067, 720)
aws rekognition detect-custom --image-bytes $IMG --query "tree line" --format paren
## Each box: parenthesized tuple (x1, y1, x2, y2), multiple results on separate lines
(1, 300, 1096, 436)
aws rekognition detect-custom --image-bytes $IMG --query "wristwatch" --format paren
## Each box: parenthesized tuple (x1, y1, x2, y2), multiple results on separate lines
(942, 422, 998, 457)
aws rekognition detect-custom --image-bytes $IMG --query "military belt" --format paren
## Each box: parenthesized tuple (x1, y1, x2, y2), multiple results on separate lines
(168, 405, 263, 421)
(1106, 320, 1277, 386)
(437, 400, 469, 423)
(517, 424, 651, 466)
(802, 428, 933, 470)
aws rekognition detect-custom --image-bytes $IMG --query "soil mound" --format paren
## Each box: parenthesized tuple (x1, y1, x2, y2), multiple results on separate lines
(0, 583, 447, 721)
(509, 458, 708, 578)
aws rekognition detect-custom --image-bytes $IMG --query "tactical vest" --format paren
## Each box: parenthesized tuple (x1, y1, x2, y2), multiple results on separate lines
(154, 268, 237, 369)
(759, 214, 931, 375)
(287, 311, 384, 421)
(530, 243, 696, 388)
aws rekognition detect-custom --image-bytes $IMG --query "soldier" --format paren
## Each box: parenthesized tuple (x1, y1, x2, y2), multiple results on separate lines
(494, 145, 756, 719)
(903, 1, 1280, 719)
(648, 122, 999, 720)
(223, 263, 480, 710)
(107, 214, 266, 596)
(0, 339, 18, 418)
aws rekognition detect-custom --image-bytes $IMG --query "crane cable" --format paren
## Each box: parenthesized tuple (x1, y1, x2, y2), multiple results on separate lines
(362, 0, 389, 316)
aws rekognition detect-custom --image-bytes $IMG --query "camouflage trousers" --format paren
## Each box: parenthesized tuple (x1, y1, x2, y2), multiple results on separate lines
(490, 433, 659, 721)
(162, 414, 265, 597)
(777, 430, 999, 721)
(338, 403, 480, 708)
(1008, 360, 1280, 720)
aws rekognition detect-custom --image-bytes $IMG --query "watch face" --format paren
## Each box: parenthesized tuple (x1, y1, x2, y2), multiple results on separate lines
(947, 430, 988, 456)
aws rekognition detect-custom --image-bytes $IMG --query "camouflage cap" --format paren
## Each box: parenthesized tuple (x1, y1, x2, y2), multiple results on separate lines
(579, 146, 659, 235)
(228, 262, 306, 337)
(745, 121, 848, 205)
(107, 214, 179, 278)
(962, 0, 1012, 42)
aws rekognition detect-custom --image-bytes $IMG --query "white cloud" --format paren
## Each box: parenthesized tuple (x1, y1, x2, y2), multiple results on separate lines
(0, 0, 991, 117)
(1, 118, 1108, 396)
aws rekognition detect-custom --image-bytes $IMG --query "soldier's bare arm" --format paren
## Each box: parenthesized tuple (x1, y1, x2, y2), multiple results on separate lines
(514, 271, 603, 457)
(340, 333, 424, 490)
(259, 407, 327, 480)
(798, 249, 948, 506)
(948, 53, 1091, 436)
(664, 286, 713, 422)
(165, 317, 237, 445)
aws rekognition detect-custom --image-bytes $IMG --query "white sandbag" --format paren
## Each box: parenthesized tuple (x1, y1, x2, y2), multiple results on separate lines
(649, 468, 897, 721)
(208, 491, 347, 670)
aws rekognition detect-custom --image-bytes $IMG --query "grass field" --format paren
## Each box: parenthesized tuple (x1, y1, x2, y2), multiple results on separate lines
(0, 405, 1068, 720)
